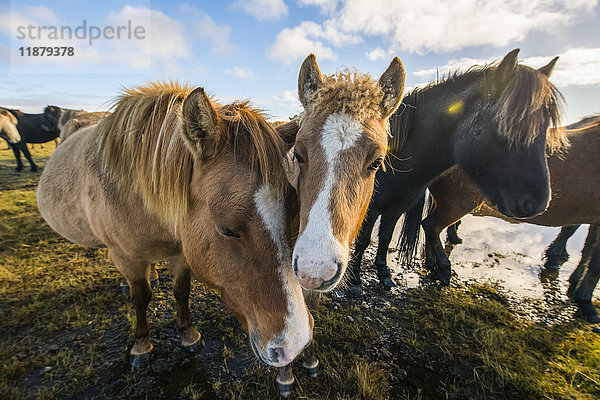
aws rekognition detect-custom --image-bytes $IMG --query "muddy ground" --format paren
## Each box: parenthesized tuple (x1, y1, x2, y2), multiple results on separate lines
(0, 146, 599, 400)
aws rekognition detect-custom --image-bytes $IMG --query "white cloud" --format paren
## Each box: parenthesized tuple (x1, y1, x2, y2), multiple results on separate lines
(194, 13, 239, 57)
(269, 22, 338, 63)
(299, 0, 340, 14)
(273, 0, 596, 58)
(335, 0, 596, 54)
(25, 6, 59, 24)
(233, 0, 288, 21)
(225, 66, 254, 78)
(413, 48, 600, 88)
(269, 90, 302, 121)
(522, 48, 600, 87)
(413, 57, 495, 80)
(365, 47, 389, 61)
(2, 5, 194, 73)
(105, 6, 190, 69)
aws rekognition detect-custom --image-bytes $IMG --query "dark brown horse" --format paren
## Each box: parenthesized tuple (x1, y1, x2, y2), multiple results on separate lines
(416, 116, 600, 322)
(2, 107, 61, 171)
(349, 49, 565, 294)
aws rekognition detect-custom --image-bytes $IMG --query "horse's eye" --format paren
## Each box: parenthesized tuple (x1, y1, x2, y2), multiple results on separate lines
(218, 225, 240, 239)
(294, 151, 305, 165)
(368, 157, 384, 172)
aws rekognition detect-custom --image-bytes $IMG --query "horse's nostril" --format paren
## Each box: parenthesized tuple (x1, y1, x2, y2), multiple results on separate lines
(269, 347, 281, 363)
(293, 257, 298, 275)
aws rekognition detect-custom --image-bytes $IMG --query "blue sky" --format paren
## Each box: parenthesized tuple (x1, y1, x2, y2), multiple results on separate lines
(1, 0, 599, 123)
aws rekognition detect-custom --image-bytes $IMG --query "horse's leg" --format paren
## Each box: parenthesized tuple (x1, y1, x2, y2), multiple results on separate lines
(277, 290, 320, 397)
(120, 264, 160, 294)
(10, 144, 23, 172)
(421, 216, 451, 284)
(301, 290, 320, 377)
(374, 211, 402, 288)
(426, 172, 483, 285)
(170, 254, 202, 351)
(543, 225, 580, 270)
(567, 226, 600, 323)
(277, 364, 294, 398)
(110, 251, 153, 367)
(567, 225, 596, 293)
(445, 220, 463, 245)
(421, 203, 477, 285)
(348, 210, 379, 295)
(21, 143, 37, 172)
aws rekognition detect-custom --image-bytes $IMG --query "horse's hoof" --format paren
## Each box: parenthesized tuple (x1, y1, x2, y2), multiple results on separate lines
(31, 167, 38, 172)
(348, 284, 362, 296)
(130, 352, 151, 369)
(303, 359, 319, 378)
(575, 301, 600, 324)
(277, 377, 294, 398)
(379, 277, 396, 289)
(436, 269, 451, 286)
(120, 284, 130, 295)
(183, 339, 204, 353)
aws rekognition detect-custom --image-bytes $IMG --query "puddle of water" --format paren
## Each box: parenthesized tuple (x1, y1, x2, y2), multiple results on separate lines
(378, 215, 597, 301)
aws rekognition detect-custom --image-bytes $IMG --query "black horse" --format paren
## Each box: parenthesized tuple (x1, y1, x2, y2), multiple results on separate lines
(443, 115, 591, 269)
(348, 49, 564, 294)
(2, 106, 61, 172)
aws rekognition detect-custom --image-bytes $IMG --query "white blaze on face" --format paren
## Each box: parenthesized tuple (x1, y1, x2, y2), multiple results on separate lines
(293, 113, 363, 290)
(254, 184, 312, 367)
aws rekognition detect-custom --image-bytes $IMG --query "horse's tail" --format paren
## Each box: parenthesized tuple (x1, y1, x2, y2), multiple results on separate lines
(397, 191, 429, 266)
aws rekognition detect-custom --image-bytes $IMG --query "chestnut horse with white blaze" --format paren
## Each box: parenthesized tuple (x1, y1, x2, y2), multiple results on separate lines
(281, 54, 405, 292)
(274, 55, 405, 396)
(37, 82, 312, 368)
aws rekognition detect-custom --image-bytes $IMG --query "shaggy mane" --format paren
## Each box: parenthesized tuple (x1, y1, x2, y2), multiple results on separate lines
(97, 81, 286, 223)
(307, 69, 384, 123)
(389, 61, 567, 154)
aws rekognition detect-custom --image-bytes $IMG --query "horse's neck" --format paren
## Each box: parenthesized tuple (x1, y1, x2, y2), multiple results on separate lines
(394, 92, 458, 187)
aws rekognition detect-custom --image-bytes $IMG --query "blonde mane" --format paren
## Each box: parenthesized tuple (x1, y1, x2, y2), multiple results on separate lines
(496, 65, 567, 152)
(97, 81, 286, 223)
(307, 70, 384, 123)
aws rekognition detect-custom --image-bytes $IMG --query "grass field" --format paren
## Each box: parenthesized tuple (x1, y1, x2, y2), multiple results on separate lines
(0, 145, 599, 399)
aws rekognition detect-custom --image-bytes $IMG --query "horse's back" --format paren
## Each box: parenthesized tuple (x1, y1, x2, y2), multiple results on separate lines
(536, 124, 600, 226)
(38, 123, 180, 259)
(37, 127, 104, 246)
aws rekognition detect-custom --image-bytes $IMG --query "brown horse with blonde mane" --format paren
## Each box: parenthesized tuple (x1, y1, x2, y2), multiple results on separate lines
(421, 116, 600, 322)
(37, 82, 313, 368)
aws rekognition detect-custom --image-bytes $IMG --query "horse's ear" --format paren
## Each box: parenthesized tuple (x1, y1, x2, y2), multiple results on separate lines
(182, 87, 220, 158)
(496, 48, 520, 85)
(538, 56, 559, 77)
(275, 119, 300, 151)
(298, 54, 323, 109)
(378, 57, 405, 118)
